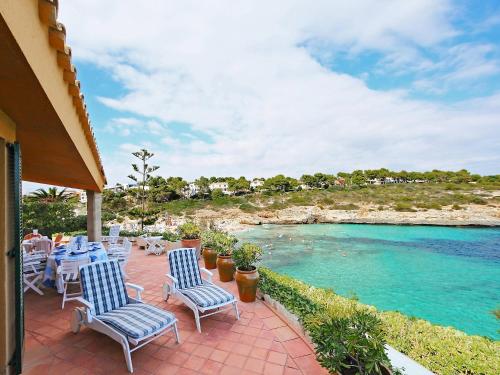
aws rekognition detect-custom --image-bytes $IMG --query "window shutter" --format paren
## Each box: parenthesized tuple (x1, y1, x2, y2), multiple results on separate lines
(7, 142, 23, 374)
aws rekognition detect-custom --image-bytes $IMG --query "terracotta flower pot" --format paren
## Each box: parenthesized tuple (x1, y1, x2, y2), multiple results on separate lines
(235, 267, 259, 302)
(202, 247, 217, 269)
(181, 238, 201, 259)
(217, 255, 235, 282)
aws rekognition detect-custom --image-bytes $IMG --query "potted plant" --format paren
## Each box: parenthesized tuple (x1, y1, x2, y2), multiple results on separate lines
(215, 233, 238, 282)
(178, 222, 202, 258)
(201, 230, 218, 269)
(233, 243, 262, 302)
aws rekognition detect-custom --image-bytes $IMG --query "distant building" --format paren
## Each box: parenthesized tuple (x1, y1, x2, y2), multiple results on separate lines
(104, 184, 125, 193)
(78, 191, 87, 204)
(65, 188, 87, 203)
(250, 179, 264, 189)
(125, 183, 149, 191)
(334, 178, 346, 186)
(299, 183, 311, 190)
(183, 182, 200, 198)
(209, 182, 230, 194)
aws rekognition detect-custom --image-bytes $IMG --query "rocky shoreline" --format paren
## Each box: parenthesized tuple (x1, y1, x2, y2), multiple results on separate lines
(117, 203, 500, 233)
(188, 204, 500, 232)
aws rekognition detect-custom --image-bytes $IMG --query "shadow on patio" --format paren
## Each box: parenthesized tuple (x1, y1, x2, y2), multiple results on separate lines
(22, 245, 327, 375)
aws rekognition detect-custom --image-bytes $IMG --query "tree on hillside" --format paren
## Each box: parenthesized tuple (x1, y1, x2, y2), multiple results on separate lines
(337, 172, 351, 186)
(30, 187, 75, 203)
(301, 174, 317, 188)
(263, 175, 298, 192)
(228, 176, 250, 194)
(350, 170, 367, 186)
(195, 176, 211, 198)
(128, 149, 159, 231)
(166, 177, 187, 196)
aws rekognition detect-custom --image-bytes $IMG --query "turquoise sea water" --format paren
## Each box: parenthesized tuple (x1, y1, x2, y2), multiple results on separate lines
(237, 224, 500, 339)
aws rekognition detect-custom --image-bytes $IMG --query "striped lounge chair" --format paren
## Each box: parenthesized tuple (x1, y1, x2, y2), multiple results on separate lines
(164, 248, 239, 332)
(72, 260, 179, 373)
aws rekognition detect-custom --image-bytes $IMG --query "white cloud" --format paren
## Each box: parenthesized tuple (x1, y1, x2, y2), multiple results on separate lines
(58, 0, 500, 185)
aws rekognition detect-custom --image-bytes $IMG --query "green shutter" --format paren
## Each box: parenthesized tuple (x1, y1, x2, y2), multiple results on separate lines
(7, 142, 23, 374)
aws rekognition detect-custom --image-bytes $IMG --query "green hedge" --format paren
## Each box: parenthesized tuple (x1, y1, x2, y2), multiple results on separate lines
(258, 268, 500, 375)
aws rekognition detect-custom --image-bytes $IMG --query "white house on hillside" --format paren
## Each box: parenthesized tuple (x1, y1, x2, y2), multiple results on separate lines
(183, 182, 200, 198)
(250, 178, 264, 189)
(209, 181, 230, 194)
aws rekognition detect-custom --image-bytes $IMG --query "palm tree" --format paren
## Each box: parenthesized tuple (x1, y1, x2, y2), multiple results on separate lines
(30, 187, 74, 203)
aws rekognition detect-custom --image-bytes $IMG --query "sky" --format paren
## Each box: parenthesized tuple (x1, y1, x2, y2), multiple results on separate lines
(30, 0, 500, 189)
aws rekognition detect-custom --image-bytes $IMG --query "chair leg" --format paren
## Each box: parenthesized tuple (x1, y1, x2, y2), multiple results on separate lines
(173, 322, 181, 343)
(233, 302, 240, 320)
(24, 275, 44, 295)
(62, 281, 68, 309)
(194, 309, 202, 333)
(121, 338, 133, 373)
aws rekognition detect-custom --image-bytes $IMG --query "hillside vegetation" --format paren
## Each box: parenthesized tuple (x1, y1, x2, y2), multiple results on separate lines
(103, 181, 500, 221)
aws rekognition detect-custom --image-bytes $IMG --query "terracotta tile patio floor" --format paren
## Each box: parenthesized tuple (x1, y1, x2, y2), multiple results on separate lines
(23, 245, 327, 375)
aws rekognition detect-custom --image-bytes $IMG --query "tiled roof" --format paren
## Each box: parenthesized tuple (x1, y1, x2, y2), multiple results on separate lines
(38, 0, 106, 182)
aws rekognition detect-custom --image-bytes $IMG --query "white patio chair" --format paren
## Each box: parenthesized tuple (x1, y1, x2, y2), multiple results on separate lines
(108, 238, 133, 278)
(72, 260, 180, 373)
(145, 239, 165, 256)
(136, 235, 148, 250)
(163, 248, 239, 332)
(107, 224, 121, 245)
(23, 252, 47, 295)
(57, 257, 90, 309)
(32, 238, 53, 255)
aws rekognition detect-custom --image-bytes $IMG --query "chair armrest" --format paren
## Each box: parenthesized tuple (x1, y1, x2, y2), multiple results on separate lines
(200, 268, 213, 283)
(74, 297, 95, 323)
(165, 274, 179, 292)
(126, 282, 144, 300)
(74, 296, 94, 309)
(165, 274, 178, 283)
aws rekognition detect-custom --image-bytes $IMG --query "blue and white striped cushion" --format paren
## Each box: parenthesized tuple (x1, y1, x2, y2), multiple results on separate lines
(99, 303, 176, 339)
(80, 260, 128, 316)
(168, 248, 203, 290)
(180, 282, 235, 308)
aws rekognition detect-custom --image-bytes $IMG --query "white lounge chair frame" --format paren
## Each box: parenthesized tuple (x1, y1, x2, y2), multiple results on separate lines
(163, 249, 239, 333)
(73, 268, 180, 373)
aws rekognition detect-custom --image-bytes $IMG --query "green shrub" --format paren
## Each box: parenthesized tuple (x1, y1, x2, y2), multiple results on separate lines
(394, 202, 416, 212)
(211, 189, 225, 200)
(232, 243, 262, 271)
(239, 202, 258, 213)
(331, 203, 359, 210)
(177, 221, 201, 239)
(470, 196, 487, 205)
(309, 310, 390, 374)
(210, 231, 238, 256)
(258, 268, 500, 375)
(416, 202, 442, 210)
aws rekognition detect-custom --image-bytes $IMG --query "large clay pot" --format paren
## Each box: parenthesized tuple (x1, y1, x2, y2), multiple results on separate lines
(217, 255, 235, 282)
(202, 247, 217, 269)
(235, 267, 259, 302)
(181, 238, 201, 259)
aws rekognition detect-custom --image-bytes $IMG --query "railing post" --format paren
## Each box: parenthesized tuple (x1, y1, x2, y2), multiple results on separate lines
(86, 190, 102, 242)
